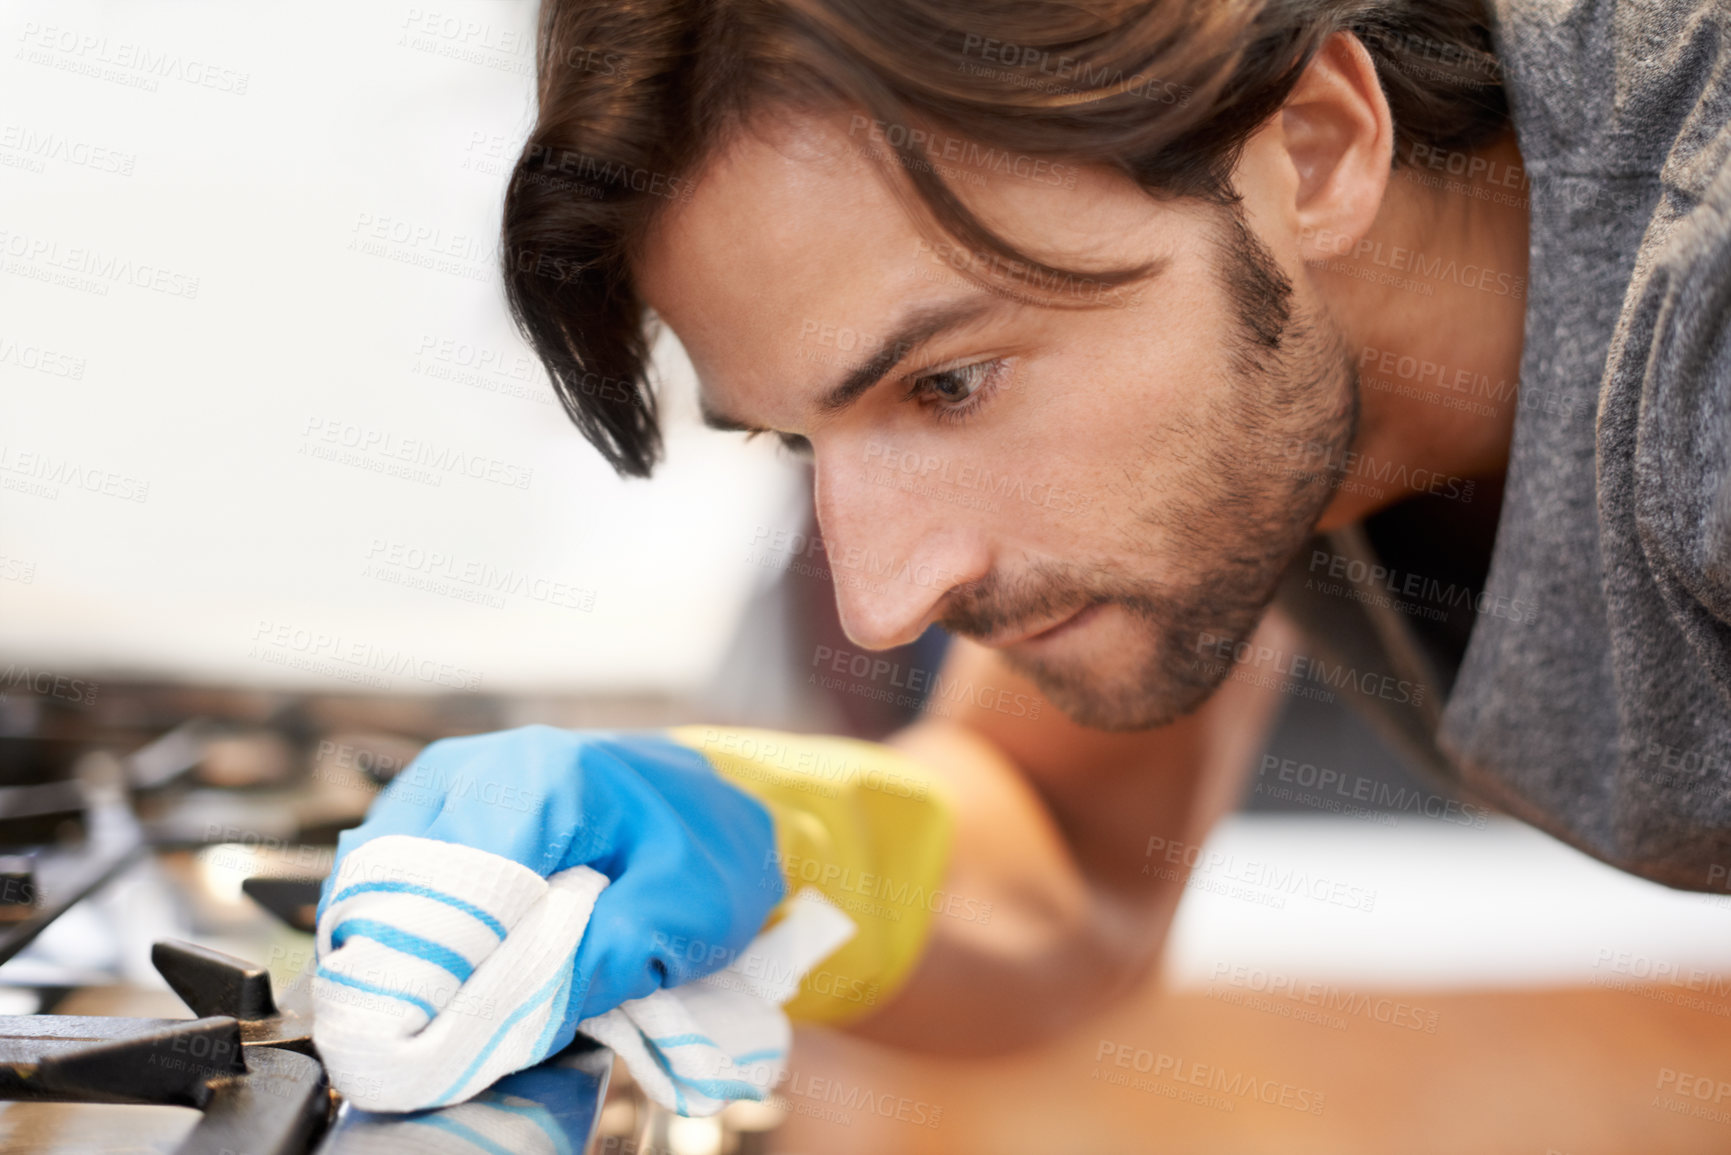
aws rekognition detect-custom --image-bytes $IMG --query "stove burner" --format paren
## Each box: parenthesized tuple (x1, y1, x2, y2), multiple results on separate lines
(0, 939, 613, 1155)
(240, 877, 320, 935)
(0, 800, 143, 969)
(0, 941, 327, 1155)
(0, 687, 627, 1154)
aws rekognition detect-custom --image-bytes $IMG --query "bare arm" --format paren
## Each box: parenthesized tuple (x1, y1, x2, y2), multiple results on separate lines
(849, 610, 1299, 1053)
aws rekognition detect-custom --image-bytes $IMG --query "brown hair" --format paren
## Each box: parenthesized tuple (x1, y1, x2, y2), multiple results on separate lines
(501, 0, 1508, 477)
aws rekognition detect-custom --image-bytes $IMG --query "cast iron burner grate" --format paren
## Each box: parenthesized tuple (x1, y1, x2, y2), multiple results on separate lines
(0, 940, 612, 1155)
(0, 941, 326, 1155)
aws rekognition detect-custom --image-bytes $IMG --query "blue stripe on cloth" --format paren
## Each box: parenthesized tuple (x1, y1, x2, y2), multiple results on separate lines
(330, 918, 476, 982)
(407, 1113, 516, 1155)
(640, 1027, 767, 1106)
(525, 969, 573, 1067)
(328, 881, 508, 939)
(729, 1048, 785, 1064)
(432, 966, 568, 1106)
(645, 1032, 784, 1068)
(316, 964, 439, 1019)
(646, 1033, 714, 1049)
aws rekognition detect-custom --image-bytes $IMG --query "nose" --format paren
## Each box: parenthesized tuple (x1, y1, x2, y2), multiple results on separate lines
(812, 442, 989, 651)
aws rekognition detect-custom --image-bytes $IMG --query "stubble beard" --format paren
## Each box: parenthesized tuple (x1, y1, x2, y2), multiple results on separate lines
(941, 206, 1361, 731)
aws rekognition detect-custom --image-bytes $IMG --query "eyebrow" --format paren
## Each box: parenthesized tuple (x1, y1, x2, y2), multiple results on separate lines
(699, 295, 1000, 434)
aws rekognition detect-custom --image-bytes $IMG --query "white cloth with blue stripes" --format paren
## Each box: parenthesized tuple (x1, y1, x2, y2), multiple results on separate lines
(312, 834, 855, 1115)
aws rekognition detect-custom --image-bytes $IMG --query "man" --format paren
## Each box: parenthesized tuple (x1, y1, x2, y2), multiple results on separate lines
(319, 0, 1731, 1082)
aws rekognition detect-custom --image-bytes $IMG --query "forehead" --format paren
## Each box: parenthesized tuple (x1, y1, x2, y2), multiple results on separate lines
(631, 111, 1159, 427)
(633, 114, 940, 425)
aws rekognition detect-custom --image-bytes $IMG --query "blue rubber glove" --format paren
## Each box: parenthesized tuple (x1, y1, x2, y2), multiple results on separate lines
(315, 725, 784, 1048)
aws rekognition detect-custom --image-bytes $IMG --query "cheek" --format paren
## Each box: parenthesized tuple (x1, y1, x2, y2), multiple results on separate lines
(1047, 310, 1228, 493)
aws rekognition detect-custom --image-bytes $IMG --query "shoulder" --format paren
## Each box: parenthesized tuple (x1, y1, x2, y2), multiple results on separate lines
(1492, 0, 1731, 177)
(1617, 151, 1731, 630)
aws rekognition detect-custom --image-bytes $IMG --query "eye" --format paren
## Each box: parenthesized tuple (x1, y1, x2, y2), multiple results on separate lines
(776, 432, 813, 460)
(916, 362, 991, 404)
(907, 358, 1008, 421)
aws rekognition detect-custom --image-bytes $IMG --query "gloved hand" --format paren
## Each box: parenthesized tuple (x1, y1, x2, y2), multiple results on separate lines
(316, 724, 784, 1039)
(319, 722, 954, 1062)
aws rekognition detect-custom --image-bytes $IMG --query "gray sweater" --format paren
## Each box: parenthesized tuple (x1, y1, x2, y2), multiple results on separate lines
(1277, 0, 1731, 892)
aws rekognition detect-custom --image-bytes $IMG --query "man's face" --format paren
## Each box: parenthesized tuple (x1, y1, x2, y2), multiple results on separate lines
(635, 111, 1358, 730)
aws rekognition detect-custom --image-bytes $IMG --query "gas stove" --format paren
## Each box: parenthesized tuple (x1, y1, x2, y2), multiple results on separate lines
(0, 682, 782, 1155)
(0, 936, 612, 1155)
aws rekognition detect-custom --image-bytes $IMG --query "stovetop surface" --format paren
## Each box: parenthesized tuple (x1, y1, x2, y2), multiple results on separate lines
(0, 854, 617, 1155)
(0, 685, 788, 1155)
(0, 689, 627, 1155)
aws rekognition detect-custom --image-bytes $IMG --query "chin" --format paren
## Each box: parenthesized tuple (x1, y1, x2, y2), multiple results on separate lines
(1019, 597, 1267, 730)
(1051, 670, 1228, 730)
(1010, 626, 1227, 733)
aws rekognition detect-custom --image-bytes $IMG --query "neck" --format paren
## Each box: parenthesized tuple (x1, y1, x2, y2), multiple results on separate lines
(1311, 127, 1530, 532)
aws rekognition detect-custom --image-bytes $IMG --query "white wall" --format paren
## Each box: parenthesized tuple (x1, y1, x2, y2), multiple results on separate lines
(0, 1, 804, 696)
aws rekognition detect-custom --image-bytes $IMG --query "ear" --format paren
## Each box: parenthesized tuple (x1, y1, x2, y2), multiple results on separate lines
(1278, 30, 1394, 262)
